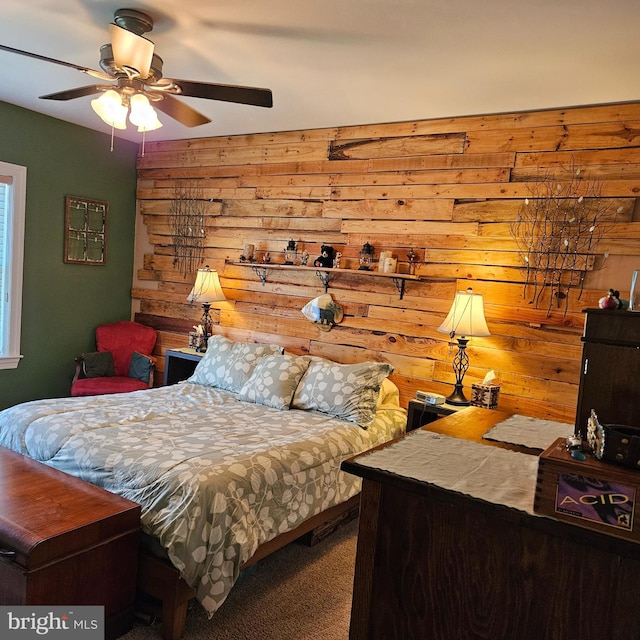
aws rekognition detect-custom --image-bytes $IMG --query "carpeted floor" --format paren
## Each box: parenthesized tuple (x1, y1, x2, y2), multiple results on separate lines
(121, 518, 358, 640)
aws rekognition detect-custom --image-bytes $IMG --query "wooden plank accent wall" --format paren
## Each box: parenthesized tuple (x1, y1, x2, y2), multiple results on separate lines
(133, 102, 640, 425)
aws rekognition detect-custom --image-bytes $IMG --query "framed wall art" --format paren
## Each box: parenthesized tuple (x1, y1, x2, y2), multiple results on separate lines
(64, 196, 108, 265)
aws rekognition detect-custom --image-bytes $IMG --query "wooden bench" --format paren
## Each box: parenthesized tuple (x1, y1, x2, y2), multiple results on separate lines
(0, 446, 141, 640)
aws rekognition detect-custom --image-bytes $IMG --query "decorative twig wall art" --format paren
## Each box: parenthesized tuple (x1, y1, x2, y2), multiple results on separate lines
(510, 161, 623, 316)
(170, 181, 206, 277)
(64, 196, 107, 265)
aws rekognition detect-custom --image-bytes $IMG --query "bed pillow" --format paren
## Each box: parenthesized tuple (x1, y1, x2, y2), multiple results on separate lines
(187, 335, 284, 392)
(238, 354, 311, 410)
(376, 377, 400, 408)
(82, 351, 115, 378)
(128, 351, 154, 383)
(292, 359, 394, 427)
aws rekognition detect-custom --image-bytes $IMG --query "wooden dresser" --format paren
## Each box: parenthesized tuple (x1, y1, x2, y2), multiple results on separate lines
(343, 408, 640, 640)
(0, 446, 141, 640)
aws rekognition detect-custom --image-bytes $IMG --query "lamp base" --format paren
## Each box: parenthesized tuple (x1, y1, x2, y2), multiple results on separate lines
(446, 384, 470, 406)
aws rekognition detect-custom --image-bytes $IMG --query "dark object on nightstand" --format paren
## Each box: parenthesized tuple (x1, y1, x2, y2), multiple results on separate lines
(406, 399, 462, 431)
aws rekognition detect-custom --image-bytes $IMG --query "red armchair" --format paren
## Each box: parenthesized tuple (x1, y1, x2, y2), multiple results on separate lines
(71, 321, 158, 397)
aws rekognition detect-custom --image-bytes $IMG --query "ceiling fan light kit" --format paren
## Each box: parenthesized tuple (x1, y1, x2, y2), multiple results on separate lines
(0, 8, 273, 152)
(91, 89, 128, 130)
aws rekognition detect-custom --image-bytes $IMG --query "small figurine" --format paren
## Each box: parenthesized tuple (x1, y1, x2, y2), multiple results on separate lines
(240, 243, 255, 262)
(284, 239, 298, 265)
(300, 249, 310, 266)
(406, 248, 419, 274)
(333, 252, 342, 269)
(262, 252, 271, 263)
(314, 245, 335, 268)
(599, 288, 622, 310)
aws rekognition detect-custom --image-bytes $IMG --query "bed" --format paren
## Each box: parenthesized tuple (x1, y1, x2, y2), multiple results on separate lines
(0, 336, 406, 639)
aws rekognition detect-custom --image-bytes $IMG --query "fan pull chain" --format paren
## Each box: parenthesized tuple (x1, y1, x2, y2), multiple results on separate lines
(110, 125, 115, 152)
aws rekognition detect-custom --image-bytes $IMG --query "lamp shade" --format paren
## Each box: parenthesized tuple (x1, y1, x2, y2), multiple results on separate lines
(129, 93, 163, 131)
(438, 288, 490, 338)
(91, 90, 128, 129)
(187, 267, 226, 304)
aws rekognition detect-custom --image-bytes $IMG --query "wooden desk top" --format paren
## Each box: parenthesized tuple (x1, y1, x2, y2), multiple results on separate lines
(343, 407, 540, 508)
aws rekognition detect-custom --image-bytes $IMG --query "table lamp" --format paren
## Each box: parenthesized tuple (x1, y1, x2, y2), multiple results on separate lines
(437, 287, 490, 405)
(187, 266, 226, 350)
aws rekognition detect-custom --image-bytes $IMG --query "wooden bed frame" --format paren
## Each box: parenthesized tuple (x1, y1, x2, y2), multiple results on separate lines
(136, 494, 360, 640)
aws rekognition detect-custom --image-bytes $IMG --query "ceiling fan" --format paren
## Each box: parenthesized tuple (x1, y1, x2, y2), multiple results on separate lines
(0, 8, 273, 130)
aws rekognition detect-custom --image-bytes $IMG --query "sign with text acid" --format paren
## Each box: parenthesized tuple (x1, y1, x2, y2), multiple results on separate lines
(555, 472, 636, 531)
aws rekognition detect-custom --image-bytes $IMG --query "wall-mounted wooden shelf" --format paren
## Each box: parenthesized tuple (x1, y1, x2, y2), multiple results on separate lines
(227, 261, 422, 299)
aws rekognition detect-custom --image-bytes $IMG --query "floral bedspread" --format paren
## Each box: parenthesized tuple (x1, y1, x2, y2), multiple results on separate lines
(0, 383, 406, 616)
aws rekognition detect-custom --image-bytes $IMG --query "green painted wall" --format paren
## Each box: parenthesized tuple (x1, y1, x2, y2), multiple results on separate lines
(0, 101, 138, 409)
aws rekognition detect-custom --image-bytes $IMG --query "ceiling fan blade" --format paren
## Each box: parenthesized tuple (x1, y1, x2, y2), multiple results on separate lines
(152, 94, 211, 127)
(162, 79, 273, 108)
(0, 44, 112, 80)
(40, 85, 110, 101)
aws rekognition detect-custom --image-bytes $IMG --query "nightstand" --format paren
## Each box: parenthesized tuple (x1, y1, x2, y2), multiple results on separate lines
(163, 348, 204, 385)
(406, 399, 464, 431)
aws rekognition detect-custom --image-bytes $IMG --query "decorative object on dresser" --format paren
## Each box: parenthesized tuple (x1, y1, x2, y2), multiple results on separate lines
(586, 409, 640, 469)
(630, 269, 640, 311)
(598, 288, 622, 310)
(437, 287, 490, 405)
(186, 265, 226, 351)
(535, 436, 640, 543)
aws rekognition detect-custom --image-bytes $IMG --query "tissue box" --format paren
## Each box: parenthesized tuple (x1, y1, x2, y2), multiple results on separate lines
(188, 332, 203, 350)
(471, 383, 500, 409)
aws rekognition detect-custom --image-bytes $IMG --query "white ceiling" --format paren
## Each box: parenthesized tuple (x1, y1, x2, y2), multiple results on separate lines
(0, 0, 639, 144)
